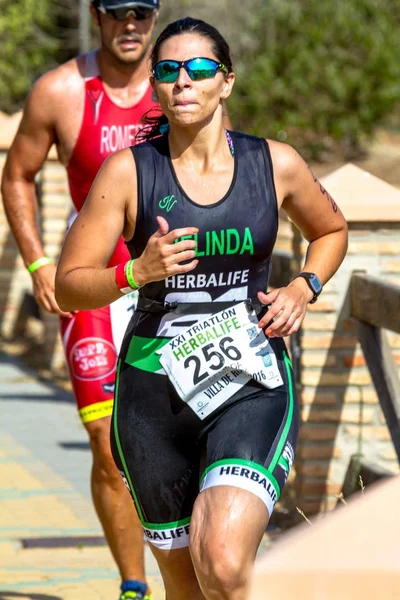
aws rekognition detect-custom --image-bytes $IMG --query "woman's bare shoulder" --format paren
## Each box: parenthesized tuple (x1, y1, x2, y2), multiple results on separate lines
(266, 139, 305, 181)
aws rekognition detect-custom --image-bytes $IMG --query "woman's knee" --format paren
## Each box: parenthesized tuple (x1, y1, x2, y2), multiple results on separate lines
(190, 487, 267, 596)
(191, 534, 248, 595)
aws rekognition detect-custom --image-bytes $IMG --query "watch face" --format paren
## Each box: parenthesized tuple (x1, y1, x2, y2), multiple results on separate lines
(309, 273, 323, 294)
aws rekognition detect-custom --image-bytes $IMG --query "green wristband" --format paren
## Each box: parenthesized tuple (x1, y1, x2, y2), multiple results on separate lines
(125, 259, 143, 290)
(27, 257, 52, 274)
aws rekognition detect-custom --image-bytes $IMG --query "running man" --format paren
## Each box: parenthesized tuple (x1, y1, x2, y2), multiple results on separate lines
(1, 2, 161, 598)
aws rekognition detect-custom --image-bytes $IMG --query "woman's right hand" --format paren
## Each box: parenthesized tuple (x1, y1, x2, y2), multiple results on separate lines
(133, 216, 199, 286)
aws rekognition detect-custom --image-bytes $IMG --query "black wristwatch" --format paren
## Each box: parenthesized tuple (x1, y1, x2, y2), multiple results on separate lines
(295, 272, 323, 304)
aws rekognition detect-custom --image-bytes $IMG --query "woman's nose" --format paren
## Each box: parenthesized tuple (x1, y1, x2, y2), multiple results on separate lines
(174, 66, 192, 88)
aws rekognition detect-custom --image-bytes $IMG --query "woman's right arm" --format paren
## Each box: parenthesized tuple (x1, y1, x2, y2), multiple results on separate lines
(55, 148, 199, 311)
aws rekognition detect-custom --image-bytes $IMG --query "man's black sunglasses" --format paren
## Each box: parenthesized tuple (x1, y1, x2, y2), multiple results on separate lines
(98, 4, 156, 21)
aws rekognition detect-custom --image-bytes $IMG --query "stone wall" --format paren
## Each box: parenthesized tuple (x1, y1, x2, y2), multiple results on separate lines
(294, 165, 400, 516)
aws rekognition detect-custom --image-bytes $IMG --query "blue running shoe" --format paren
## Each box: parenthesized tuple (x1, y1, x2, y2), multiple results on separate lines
(119, 580, 152, 600)
(119, 593, 152, 600)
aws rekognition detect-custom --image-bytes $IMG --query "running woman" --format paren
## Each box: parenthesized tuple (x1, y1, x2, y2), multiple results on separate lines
(55, 17, 348, 600)
(2, 2, 161, 598)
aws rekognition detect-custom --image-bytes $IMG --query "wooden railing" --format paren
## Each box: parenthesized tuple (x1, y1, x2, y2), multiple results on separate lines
(350, 272, 400, 463)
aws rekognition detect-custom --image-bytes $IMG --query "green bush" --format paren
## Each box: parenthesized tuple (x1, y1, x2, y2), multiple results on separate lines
(228, 0, 400, 158)
(2, 0, 400, 159)
(0, 0, 58, 113)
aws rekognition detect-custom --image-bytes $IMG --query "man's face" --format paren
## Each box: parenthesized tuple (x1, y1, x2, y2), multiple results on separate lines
(91, 4, 158, 65)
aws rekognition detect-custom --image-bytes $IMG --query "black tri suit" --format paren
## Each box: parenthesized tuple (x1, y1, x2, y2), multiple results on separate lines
(110, 131, 299, 550)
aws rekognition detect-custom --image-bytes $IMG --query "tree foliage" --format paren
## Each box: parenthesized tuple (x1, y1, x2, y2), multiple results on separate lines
(159, 0, 400, 159)
(2, 0, 400, 158)
(0, 0, 59, 113)
(230, 0, 400, 159)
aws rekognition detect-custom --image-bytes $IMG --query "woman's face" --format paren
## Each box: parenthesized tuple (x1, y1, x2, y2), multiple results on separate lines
(151, 33, 235, 128)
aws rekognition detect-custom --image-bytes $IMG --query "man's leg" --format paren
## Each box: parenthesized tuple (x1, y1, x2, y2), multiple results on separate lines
(61, 307, 150, 597)
(85, 415, 148, 588)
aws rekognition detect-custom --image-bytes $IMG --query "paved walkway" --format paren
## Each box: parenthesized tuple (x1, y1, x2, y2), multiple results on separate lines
(0, 351, 278, 599)
(0, 351, 164, 599)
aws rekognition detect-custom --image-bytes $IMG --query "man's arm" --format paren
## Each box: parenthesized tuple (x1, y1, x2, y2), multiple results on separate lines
(1, 72, 71, 316)
(2, 74, 57, 264)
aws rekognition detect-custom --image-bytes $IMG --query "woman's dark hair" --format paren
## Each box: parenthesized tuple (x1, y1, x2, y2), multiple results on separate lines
(139, 17, 233, 141)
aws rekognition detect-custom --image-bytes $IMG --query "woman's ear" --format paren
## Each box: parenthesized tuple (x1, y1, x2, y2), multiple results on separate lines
(150, 76, 159, 104)
(221, 72, 235, 101)
(150, 76, 158, 97)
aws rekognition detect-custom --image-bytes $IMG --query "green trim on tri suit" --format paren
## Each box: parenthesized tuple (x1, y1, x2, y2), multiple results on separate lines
(113, 360, 145, 523)
(125, 335, 170, 373)
(268, 351, 294, 472)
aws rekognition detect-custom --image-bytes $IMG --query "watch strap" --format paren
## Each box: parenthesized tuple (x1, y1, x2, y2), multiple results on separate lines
(295, 272, 322, 304)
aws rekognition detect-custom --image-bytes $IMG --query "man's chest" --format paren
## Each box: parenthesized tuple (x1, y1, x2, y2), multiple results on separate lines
(55, 84, 156, 166)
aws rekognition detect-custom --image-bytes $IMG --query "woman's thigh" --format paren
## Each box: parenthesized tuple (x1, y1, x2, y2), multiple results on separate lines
(190, 484, 268, 564)
(200, 366, 299, 520)
(188, 385, 298, 594)
(110, 365, 202, 548)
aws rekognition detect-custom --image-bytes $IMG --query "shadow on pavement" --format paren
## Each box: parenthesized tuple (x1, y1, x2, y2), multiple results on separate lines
(59, 442, 90, 451)
(0, 393, 73, 404)
(0, 351, 74, 405)
(0, 593, 62, 600)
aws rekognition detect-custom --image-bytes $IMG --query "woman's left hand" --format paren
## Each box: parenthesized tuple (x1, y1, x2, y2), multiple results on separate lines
(257, 279, 313, 337)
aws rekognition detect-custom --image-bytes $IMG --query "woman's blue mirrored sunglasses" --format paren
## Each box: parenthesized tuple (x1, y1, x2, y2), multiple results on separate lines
(98, 4, 156, 20)
(152, 57, 229, 83)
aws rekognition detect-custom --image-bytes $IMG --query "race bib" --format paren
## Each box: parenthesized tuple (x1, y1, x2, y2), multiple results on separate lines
(158, 301, 283, 420)
(110, 291, 138, 353)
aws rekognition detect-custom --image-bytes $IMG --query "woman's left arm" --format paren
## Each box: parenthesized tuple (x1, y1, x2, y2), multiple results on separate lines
(258, 141, 348, 337)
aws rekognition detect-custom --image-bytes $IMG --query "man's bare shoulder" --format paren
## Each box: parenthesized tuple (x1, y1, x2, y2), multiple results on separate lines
(31, 54, 89, 104)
